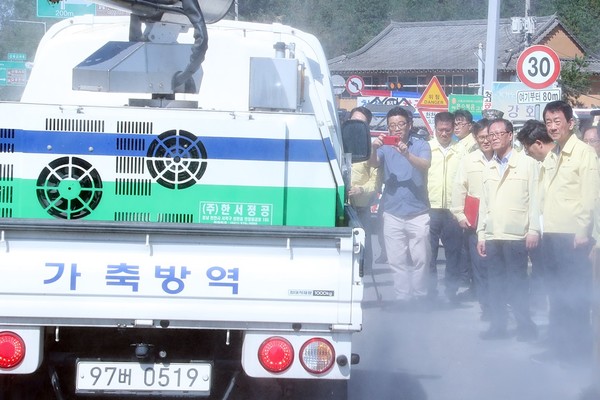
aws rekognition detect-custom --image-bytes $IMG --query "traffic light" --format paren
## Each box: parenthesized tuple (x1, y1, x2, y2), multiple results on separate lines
(387, 82, 403, 90)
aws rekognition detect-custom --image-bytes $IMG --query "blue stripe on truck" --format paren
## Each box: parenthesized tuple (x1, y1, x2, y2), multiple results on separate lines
(6, 130, 331, 163)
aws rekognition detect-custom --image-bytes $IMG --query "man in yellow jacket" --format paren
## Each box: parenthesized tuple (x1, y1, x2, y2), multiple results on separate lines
(515, 119, 557, 314)
(348, 107, 380, 271)
(533, 101, 600, 365)
(453, 109, 478, 156)
(451, 118, 494, 319)
(476, 118, 540, 341)
(427, 111, 463, 304)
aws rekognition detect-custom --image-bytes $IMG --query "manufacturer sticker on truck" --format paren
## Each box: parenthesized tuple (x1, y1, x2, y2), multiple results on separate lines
(200, 201, 273, 225)
(288, 289, 335, 297)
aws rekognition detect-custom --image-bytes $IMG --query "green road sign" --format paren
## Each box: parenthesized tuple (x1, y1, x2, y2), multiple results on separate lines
(8, 53, 27, 61)
(0, 61, 27, 86)
(0, 61, 26, 70)
(449, 94, 484, 120)
(37, 0, 96, 18)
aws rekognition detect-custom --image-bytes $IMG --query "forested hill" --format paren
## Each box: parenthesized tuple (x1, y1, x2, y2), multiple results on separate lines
(237, 0, 600, 59)
(1, 0, 599, 64)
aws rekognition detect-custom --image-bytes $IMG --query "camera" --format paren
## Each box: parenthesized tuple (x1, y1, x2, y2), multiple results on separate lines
(382, 135, 400, 146)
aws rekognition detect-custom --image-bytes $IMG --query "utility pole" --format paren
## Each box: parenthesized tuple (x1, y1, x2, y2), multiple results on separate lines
(483, 0, 501, 95)
(477, 43, 484, 96)
(525, 0, 532, 46)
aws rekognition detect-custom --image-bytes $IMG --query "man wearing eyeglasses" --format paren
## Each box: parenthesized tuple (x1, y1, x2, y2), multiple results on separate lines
(531, 100, 600, 366)
(451, 118, 494, 320)
(368, 106, 432, 308)
(476, 118, 540, 341)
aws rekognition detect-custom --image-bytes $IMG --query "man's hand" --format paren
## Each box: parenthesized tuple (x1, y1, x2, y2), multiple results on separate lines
(458, 219, 471, 229)
(525, 233, 539, 250)
(348, 186, 363, 197)
(397, 141, 409, 156)
(477, 240, 486, 257)
(574, 235, 590, 249)
(590, 245, 599, 262)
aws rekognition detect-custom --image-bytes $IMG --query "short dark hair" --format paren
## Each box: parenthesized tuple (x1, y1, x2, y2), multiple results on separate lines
(489, 118, 513, 134)
(434, 111, 454, 126)
(454, 109, 473, 123)
(350, 106, 373, 124)
(583, 125, 600, 139)
(472, 118, 490, 137)
(543, 100, 573, 122)
(516, 119, 553, 146)
(386, 106, 413, 125)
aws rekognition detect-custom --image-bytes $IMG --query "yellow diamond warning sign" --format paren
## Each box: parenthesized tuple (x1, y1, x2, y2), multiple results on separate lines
(417, 76, 449, 109)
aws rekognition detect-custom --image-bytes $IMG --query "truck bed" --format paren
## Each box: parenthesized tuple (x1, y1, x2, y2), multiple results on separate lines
(0, 219, 363, 332)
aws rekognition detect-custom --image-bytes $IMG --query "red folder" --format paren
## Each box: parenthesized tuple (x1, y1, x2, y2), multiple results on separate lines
(464, 195, 480, 228)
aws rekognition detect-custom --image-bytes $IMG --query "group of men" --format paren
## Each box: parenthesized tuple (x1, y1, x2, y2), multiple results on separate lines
(351, 100, 599, 367)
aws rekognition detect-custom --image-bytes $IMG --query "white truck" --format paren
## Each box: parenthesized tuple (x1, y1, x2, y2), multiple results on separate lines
(0, 1, 370, 399)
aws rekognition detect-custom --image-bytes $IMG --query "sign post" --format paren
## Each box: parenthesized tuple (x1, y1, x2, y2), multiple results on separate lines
(449, 94, 484, 121)
(0, 61, 27, 86)
(416, 76, 449, 135)
(491, 81, 561, 122)
(516, 45, 561, 89)
(7, 53, 27, 61)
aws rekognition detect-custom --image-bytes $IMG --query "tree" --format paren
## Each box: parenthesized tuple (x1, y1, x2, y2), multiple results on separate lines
(558, 55, 591, 107)
(553, 0, 600, 56)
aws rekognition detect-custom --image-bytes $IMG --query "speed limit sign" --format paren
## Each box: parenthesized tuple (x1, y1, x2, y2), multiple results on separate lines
(516, 45, 561, 89)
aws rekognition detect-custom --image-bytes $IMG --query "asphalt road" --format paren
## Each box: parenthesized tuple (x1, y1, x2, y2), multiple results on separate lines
(348, 242, 600, 400)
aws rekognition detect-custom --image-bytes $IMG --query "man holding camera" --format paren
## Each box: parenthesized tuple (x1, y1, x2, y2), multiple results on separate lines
(368, 106, 431, 307)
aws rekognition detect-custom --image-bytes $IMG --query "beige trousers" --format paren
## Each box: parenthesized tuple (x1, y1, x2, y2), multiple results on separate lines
(383, 211, 431, 300)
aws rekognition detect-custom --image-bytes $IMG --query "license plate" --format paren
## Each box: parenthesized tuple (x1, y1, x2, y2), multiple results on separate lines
(76, 360, 211, 396)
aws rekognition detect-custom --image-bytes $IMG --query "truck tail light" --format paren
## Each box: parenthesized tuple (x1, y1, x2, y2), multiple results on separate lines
(300, 338, 335, 374)
(0, 332, 26, 369)
(258, 337, 294, 373)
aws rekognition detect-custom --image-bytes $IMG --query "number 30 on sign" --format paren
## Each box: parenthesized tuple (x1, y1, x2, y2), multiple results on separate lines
(516, 45, 561, 90)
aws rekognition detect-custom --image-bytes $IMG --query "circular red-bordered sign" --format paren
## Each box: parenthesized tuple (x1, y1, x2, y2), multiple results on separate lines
(516, 45, 561, 89)
(345, 75, 364, 96)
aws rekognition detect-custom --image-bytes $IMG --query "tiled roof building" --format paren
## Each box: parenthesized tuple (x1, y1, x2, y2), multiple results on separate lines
(329, 15, 599, 107)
